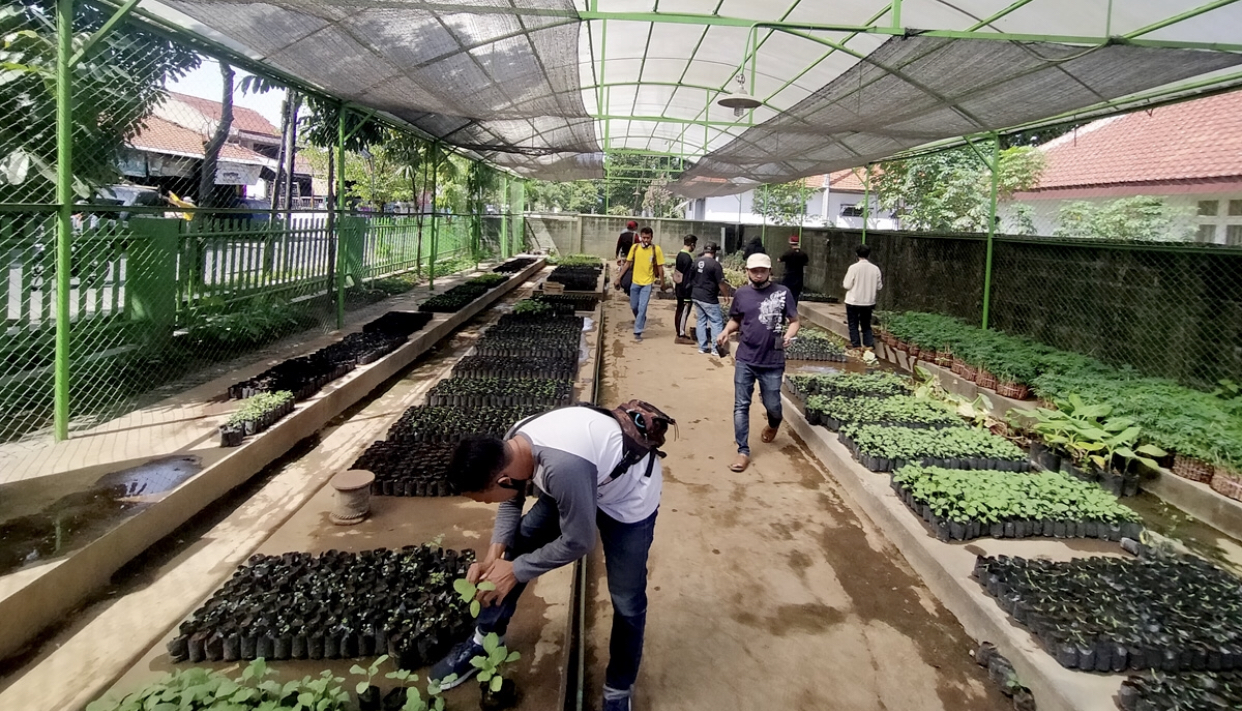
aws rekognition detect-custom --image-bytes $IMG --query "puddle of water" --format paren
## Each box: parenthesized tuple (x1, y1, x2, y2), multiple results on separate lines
(1126, 491, 1242, 576)
(0, 456, 201, 577)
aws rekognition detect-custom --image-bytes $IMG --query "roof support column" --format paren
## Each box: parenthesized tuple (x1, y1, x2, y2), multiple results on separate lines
(861, 165, 871, 245)
(501, 175, 510, 260)
(335, 103, 346, 329)
(429, 142, 441, 291)
(981, 133, 1000, 331)
(53, 0, 74, 441)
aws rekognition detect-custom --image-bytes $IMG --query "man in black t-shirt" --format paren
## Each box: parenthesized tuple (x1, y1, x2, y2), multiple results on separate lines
(779, 234, 810, 302)
(615, 220, 638, 262)
(689, 242, 728, 356)
(673, 234, 698, 343)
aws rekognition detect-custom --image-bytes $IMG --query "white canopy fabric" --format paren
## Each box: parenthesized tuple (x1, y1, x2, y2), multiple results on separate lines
(133, 0, 1242, 183)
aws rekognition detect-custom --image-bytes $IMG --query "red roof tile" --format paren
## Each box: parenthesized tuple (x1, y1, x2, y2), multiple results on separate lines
(129, 116, 270, 165)
(1028, 91, 1242, 192)
(828, 168, 876, 191)
(167, 92, 281, 138)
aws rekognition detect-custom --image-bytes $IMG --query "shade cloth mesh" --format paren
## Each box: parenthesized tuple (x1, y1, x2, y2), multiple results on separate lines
(671, 36, 1242, 196)
(159, 0, 599, 178)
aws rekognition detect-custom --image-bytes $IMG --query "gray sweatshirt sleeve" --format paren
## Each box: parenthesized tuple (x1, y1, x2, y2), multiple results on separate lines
(490, 494, 525, 549)
(510, 447, 598, 583)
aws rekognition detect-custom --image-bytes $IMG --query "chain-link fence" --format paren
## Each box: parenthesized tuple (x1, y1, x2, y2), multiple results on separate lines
(0, 1, 520, 445)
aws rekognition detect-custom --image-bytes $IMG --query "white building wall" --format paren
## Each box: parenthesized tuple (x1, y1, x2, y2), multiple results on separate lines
(1003, 191, 1242, 244)
(699, 189, 899, 230)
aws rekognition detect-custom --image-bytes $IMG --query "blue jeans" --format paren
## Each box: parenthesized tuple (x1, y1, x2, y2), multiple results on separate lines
(692, 300, 724, 353)
(477, 495, 658, 692)
(734, 361, 784, 455)
(629, 283, 653, 335)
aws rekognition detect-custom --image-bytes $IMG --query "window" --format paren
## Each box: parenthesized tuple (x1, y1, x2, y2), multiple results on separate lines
(1229, 199, 1242, 217)
(840, 204, 865, 217)
(1197, 224, 1218, 243)
(1227, 225, 1242, 246)
(1198, 200, 1219, 216)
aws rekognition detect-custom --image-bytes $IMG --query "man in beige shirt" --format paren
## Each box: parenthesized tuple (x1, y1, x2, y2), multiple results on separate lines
(843, 244, 882, 351)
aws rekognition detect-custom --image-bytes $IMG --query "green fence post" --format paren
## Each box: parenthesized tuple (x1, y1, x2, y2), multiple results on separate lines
(514, 180, 526, 254)
(501, 175, 510, 260)
(53, 0, 74, 441)
(126, 217, 180, 349)
(429, 143, 441, 290)
(335, 103, 346, 329)
(861, 164, 871, 245)
(340, 216, 365, 289)
(981, 133, 1000, 331)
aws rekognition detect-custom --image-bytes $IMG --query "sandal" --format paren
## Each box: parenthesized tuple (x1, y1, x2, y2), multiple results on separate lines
(761, 426, 779, 443)
(730, 454, 750, 472)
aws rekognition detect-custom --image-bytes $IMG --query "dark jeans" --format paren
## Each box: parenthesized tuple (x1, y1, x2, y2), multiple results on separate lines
(783, 279, 803, 303)
(734, 361, 784, 456)
(477, 495, 658, 692)
(674, 288, 692, 337)
(846, 304, 875, 348)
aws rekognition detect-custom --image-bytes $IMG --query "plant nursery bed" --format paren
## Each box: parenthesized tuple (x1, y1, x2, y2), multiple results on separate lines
(785, 329, 848, 362)
(493, 257, 538, 273)
(168, 546, 475, 668)
(806, 393, 964, 431)
(783, 392, 1129, 711)
(838, 423, 1028, 473)
(0, 257, 546, 665)
(785, 372, 911, 401)
(975, 554, 1242, 673)
(891, 465, 1143, 542)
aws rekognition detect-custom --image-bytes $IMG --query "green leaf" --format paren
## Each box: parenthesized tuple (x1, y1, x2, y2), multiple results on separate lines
(356, 681, 369, 695)
(506, 651, 521, 663)
(453, 578, 474, 599)
(490, 675, 503, 693)
(477, 670, 493, 682)
(470, 600, 481, 617)
(477, 581, 496, 592)
(483, 632, 500, 654)
(349, 665, 367, 676)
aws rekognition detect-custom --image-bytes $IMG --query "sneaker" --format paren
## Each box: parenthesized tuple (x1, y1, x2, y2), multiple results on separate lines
(429, 638, 486, 690)
(634, 333, 643, 342)
(699, 349, 710, 355)
(603, 687, 632, 711)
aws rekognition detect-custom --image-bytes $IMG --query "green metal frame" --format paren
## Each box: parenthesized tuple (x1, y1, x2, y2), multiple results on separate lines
(54, 0, 74, 440)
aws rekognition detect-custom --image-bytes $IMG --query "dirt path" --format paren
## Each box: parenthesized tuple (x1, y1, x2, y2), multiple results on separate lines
(585, 292, 1007, 711)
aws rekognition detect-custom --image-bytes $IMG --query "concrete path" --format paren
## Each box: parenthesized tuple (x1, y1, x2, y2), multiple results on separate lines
(584, 292, 1007, 711)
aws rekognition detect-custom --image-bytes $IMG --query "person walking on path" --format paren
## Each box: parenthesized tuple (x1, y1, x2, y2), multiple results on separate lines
(778, 234, 810, 303)
(431, 405, 663, 711)
(843, 243, 883, 353)
(616, 220, 638, 262)
(717, 253, 800, 472)
(615, 227, 666, 342)
(742, 236, 766, 259)
(672, 234, 698, 343)
(690, 242, 729, 356)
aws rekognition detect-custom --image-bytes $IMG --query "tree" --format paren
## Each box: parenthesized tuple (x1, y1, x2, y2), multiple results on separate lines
(641, 176, 683, 218)
(1054, 196, 1196, 241)
(0, 1, 200, 202)
(197, 62, 233, 210)
(874, 146, 1045, 232)
(753, 180, 817, 226)
(526, 180, 599, 213)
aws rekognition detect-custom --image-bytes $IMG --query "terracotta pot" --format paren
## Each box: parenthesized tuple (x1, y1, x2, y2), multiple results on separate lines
(922, 349, 937, 362)
(951, 358, 966, 376)
(895, 340, 909, 353)
(935, 353, 954, 367)
(881, 333, 896, 347)
(1209, 467, 1242, 501)
(958, 363, 978, 382)
(909, 345, 922, 358)
(1172, 455, 1215, 484)
(996, 381, 1031, 400)
(975, 369, 998, 390)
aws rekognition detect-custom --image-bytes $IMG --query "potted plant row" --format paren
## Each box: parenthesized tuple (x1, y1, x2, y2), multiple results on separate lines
(806, 393, 964, 431)
(891, 465, 1143, 542)
(167, 546, 475, 668)
(974, 554, 1242, 673)
(228, 330, 406, 401)
(785, 372, 911, 403)
(785, 329, 848, 362)
(546, 264, 602, 291)
(1118, 670, 1242, 711)
(531, 292, 597, 313)
(363, 311, 435, 340)
(386, 404, 548, 445)
(492, 257, 537, 273)
(351, 441, 458, 497)
(220, 391, 295, 446)
(427, 377, 573, 409)
(797, 292, 838, 303)
(838, 423, 1028, 473)
(452, 355, 579, 382)
(419, 274, 510, 313)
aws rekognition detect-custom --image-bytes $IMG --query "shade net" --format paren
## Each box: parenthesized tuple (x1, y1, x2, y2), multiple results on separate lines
(158, 0, 599, 179)
(672, 35, 1242, 194)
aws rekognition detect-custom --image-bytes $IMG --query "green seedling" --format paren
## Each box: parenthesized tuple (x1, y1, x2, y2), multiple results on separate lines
(471, 632, 522, 693)
(454, 577, 497, 618)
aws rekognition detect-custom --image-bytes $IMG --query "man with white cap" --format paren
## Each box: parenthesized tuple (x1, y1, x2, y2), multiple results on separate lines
(716, 253, 800, 473)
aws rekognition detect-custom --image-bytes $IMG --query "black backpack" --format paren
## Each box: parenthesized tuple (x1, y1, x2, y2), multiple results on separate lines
(509, 401, 676, 481)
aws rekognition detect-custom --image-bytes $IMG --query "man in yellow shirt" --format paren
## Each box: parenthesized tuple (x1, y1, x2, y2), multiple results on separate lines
(614, 226, 667, 341)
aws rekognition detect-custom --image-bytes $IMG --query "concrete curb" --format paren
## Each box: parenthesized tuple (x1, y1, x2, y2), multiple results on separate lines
(785, 393, 1122, 711)
(0, 259, 546, 662)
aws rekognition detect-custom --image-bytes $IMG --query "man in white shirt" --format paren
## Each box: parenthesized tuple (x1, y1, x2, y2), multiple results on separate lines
(842, 244, 883, 352)
(431, 406, 661, 711)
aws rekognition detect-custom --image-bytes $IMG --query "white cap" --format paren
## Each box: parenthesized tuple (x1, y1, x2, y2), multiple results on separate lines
(745, 253, 772, 270)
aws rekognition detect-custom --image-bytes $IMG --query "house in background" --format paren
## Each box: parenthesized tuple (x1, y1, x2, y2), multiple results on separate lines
(1005, 90, 1242, 244)
(685, 170, 897, 229)
(119, 92, 315, 205)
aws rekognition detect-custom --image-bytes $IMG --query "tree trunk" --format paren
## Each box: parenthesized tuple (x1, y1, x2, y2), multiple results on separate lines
(198, 62, 235, 211)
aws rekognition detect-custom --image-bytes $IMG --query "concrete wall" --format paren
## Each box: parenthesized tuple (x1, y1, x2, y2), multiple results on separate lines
(694, 189, 900, 231)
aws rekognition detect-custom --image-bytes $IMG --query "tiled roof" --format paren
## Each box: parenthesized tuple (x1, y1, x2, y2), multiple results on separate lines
(828, 168, 871, 192)
(1028, 91, 1242, 191)
(128, 116, 270, 165)
(167, 92, 281, 137)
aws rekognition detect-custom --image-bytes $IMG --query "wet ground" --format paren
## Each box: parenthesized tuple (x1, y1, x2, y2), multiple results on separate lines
(1125, 491, 1242, 575)
(583, 294, 1008, 711)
